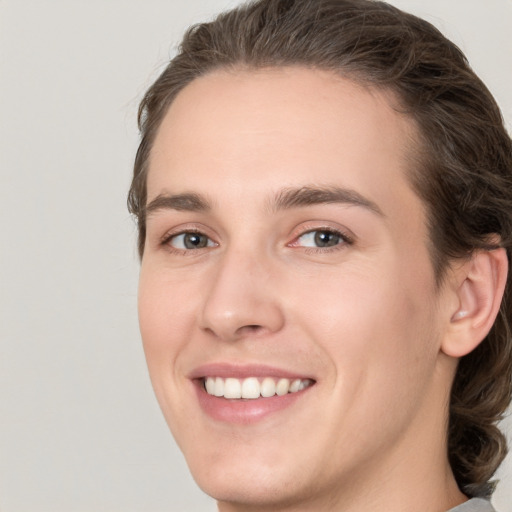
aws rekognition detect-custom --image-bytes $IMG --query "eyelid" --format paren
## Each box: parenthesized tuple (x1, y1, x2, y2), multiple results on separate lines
(287, 223, 355, 249)
(156, 221, 354, 254)
(169, 232, 216, 250)
(160, 224, 219, 252)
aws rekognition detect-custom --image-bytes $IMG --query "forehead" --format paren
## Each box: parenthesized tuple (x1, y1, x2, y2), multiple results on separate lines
(147, 67, 424, 226)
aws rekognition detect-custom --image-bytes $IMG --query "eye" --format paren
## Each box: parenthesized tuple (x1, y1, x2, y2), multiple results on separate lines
(294, 229, 348, 248)
(167, 231, 216, 250)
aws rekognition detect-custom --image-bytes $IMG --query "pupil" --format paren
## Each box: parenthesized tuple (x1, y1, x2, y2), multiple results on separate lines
(184, 233, 207, 249)
(314, 231, 339, 247)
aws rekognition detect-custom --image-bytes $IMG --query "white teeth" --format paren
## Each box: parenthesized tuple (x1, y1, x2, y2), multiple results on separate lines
(204, 376, 312, 399)
(214, 377, 224, 397)
(289, 378, 302, 393)
(260, 377, 276, 397)
(276, 378, 290, 396)
(224, 378, 242, 399)
(241, 377, 260, 399)
(205, 377, 216, 395)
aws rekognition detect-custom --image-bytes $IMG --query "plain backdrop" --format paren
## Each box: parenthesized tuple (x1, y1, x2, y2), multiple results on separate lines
(0, 1, 511, 511)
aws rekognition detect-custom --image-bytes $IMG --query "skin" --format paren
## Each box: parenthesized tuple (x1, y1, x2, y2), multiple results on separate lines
(138, 67, 470, 511)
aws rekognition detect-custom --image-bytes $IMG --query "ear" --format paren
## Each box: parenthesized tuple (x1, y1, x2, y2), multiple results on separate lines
(441, 248, 508, 358)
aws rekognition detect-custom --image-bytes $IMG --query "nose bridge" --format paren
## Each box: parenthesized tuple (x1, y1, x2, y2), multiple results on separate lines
(199, 243, 285, 340)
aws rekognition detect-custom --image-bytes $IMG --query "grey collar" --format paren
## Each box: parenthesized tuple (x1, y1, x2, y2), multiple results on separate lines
(448, 498, 496, 512)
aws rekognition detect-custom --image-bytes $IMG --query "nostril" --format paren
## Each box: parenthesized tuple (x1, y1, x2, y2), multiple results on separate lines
(235, 324, 264, 337)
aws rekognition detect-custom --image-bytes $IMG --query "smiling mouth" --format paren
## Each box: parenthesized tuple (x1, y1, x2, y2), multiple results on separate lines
(203, 376, 314, 399)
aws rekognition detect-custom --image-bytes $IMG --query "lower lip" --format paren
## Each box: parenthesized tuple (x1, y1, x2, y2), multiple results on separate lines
(194, 381, 312, 424)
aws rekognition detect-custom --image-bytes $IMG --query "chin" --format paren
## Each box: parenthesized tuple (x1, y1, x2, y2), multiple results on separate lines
(178, 427, 337, 511)
(191, 461, 312, 510)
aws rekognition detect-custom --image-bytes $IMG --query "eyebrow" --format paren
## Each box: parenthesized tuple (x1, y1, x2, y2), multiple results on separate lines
(145, 192, 211, 217)
(144, 185, 384, 218)
(270, 185, 384, 216)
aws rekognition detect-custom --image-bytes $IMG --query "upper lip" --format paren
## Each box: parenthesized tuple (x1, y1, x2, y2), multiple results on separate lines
(188, 362, 315, 381)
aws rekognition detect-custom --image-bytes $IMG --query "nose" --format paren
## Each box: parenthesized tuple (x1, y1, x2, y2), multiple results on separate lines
(199, 248, 285, 341)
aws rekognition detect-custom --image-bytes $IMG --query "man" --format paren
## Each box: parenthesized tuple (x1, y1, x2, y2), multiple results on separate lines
(128, 1, 512, 510)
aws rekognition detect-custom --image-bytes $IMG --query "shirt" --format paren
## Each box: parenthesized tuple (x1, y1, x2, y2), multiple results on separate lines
(449, 498, 496, 512)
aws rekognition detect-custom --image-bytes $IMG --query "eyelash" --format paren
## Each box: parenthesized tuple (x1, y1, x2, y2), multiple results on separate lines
(160, 226, 353, 255)
(161, 228, 217, 255)
(289, 227, 353, 253)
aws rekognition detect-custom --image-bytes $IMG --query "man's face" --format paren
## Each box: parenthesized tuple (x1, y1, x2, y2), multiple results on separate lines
(139, 68, 456, 509)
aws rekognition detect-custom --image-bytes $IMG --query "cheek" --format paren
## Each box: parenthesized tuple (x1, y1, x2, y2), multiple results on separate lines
(292, 259, 439, 386)
(276, 262, 442, 470)
(137, 267, 194, 369)
(137, 268, 198, 431)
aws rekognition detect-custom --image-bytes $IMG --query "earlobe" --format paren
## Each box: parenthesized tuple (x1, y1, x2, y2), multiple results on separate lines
(442, 247, 508, 358)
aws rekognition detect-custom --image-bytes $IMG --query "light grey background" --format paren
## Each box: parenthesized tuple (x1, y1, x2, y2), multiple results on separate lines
(0, 1, 511, 511)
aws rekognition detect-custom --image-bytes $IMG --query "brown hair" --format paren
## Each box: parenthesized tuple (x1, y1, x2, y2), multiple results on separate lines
(128, 0, 512, 497)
